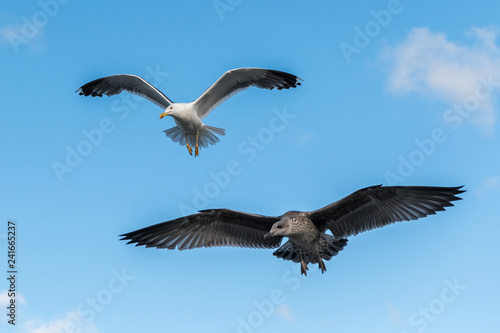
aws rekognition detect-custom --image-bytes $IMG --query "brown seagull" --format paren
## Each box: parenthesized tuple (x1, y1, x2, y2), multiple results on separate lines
(120, 185, 464, 276)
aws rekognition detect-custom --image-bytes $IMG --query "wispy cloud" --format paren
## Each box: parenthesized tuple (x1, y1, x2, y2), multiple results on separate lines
(292, 130, 315, 147)
(383, 26, 500, 133)
(0, 289, 26, 306)
(3, 289, 97, 333)
(387, 302, 404, 326)
(275, 303, 294, 322)
(0, 5, 56, 53)
(476, 175, 499, 197)
(25, 312, 98, 333)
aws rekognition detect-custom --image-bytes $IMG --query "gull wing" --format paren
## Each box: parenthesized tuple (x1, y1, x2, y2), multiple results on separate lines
(77, 74, 172, 109)
(308, 185, 465, 238)
(120, 209, 282, 250)
(193, 68, 302, 119)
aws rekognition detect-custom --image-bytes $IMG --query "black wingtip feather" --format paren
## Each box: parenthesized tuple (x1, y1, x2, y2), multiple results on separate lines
(310, 184, 466, 238)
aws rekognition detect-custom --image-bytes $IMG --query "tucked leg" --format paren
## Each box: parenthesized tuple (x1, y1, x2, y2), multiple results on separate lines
(185, 134, 193, 156)
(195, 131, 199, 157)
(300, 252, 309, 276)
(318, 257, 327, 274)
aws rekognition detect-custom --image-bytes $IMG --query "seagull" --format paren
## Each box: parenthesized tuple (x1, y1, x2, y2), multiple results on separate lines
(120, 185, 465, 276)
(77, 68, 302, 156)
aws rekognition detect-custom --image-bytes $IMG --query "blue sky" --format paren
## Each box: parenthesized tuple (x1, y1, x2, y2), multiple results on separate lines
(1, 0, 499, 332)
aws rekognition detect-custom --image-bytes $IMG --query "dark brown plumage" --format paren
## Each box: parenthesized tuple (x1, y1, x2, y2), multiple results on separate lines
(121, 185, 465, 276)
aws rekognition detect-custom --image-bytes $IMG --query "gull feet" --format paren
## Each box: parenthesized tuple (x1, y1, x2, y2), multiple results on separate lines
(195, 131, 199, 157)
(300, 260, 309, 276)
(318, 258, 327, 274)
(186, 143, 193, 156)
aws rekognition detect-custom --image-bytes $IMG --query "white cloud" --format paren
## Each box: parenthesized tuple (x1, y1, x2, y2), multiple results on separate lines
(384, 26, 500, 132)
(0, 11, 18, 43)
(292, 130, 315, 146)
(275, 303, 294, 322)
(387, 302, 404, 326)
(0, 289, 26, 306)
(0, 10, 46, 53)
(0, 22, 45, 53)
(1, 24, 27, 41)
(25, 312, 98, 333)
(476, 175, 499, 197)
(0, 291, 97, 333)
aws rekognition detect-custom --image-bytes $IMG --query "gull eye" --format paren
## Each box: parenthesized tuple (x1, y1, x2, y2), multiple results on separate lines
(277, 225, 282, 229)
(169, 106, 173, 110)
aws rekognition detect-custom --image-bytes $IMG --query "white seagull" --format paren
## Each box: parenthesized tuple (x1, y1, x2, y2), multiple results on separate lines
(77, 68, 302, 156)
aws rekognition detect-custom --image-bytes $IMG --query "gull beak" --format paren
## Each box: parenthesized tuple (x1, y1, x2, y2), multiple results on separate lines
(159, 111, 170, 119)
(264, 232, 272, 239)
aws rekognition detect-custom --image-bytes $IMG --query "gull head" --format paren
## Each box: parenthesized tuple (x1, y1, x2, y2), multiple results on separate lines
(160, 105, 177, 119)
(264, 218, 291, 239)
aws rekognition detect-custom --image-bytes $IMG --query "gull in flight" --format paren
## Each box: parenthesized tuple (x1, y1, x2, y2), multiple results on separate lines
(120, 185, 465, 276)
(77, 68, 302, 156)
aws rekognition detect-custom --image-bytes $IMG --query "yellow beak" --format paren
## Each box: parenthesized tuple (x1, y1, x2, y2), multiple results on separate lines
(159, 112, 169, 119)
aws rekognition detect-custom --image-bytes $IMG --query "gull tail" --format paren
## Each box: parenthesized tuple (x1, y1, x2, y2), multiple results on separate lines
(273, 235, 348, 265)
(163, 126, 185, 144)
(163, 125, 226, 149)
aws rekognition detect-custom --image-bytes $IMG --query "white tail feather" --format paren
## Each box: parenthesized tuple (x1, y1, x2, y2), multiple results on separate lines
(163, 125, 226, 149)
